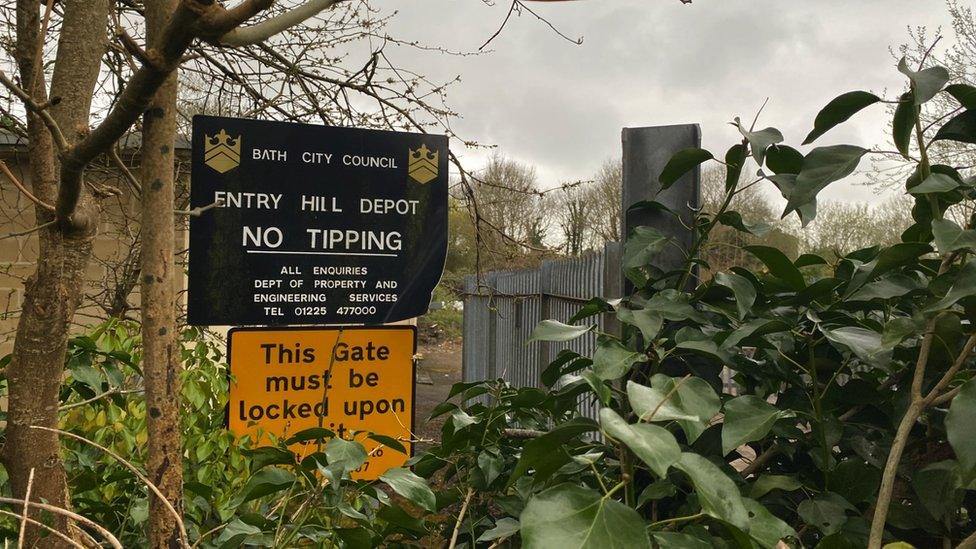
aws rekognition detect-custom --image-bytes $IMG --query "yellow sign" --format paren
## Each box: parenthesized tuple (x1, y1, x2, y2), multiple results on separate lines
(407, 143, 438, 184)
(204, 129, 241, 173)
(228, 327, 415, 479)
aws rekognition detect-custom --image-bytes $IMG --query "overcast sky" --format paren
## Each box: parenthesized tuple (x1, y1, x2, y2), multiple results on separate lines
(379, 0, 953, 203)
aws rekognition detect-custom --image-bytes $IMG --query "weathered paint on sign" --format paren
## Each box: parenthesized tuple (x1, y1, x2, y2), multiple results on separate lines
(227, 326, 415, 479)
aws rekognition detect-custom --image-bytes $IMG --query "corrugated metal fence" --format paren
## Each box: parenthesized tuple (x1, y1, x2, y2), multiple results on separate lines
(461, 239, 736, 412)
(462, 242, 622, 415)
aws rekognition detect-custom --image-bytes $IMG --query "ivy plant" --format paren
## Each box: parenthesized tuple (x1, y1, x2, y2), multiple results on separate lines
(416, 56, 976, 549)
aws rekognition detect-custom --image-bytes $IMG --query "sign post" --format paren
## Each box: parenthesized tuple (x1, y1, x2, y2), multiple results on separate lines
(188, 115, 448, 326)
(227, 326, 416, 479)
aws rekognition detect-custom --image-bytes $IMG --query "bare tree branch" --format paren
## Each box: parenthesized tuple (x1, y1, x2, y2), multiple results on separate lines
(219, 0, 344, 47)
(0, 70, 69, 151)
(0, 160, 55, 212)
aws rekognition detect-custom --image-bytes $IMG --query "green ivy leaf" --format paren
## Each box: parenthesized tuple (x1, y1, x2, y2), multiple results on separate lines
(476, 517, 520, 542)
(912, 460, 963, 520)
(673, 453, 749, 530)
(934, 109, 976, 145)
(380, 467, 437, 512)
(509, 418, 599, 486)
(627, 380, 699, 423)
(367, 433, 407, 455)
(616, 306, 663, 342)
(238, 467, 295, 504)
(623, 226, 669, 270)
(325, 437, 367, 476)
(599, 408, 680, 478)
(797, 492, 853, 536)
(828, 460, 881, 504)
(520, 484, 651, 549)
(749, 474, 803, 499)
(716, 211, 772, 236)
(849, 274, 920, 302)
(713, 272, 757, 319)
(767, 173, 818, 226)
(215, 518, 263, 547)
(721, 396, 794, 455)
(785, 145, 868, 220)
(477, 449, 505, 487)
(926, 259, 976, 311)
(742, 497, 798, 547)
(580, 370, 612, 405)
(893, 92, 916, 158)
(592, 338, 642, 380)
(628, 375, 721, 442)
(823, 326, 889, 365)
(529, 320, 593, 343)
(882, 316, 920, 348)
(932, 219, 976, 253)
(946, 379, 976, 479)
(946, 83, 976, 108)
(897, 58, 950, 104)
(765, 144, 804, 175)
(659, 148, 713, 189)
(736, 118, 784, 166)
(650, 532, 712, 548)
(909, 172, 961, 194)
(803, 91, 881, 144)
(722, 319, 789, 349)
(725, 143, 748, 190)
(745, 245, 806, 290)
(637, 479, 677, 507)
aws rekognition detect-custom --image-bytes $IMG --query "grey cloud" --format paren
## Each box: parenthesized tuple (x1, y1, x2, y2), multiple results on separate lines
(381, 0, 951, 201)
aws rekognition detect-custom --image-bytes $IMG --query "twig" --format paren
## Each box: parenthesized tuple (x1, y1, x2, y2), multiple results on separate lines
(0, 160, 55, 212)
(0, 70, 69, 152)
(502, 428, 546, 439)
(0, 220, 56, 241)
(740, 444, 780, 477)
(109, 148, 142, 195)
(918, 35, 943, 70)
(448, 487, 475, 549)
(58, 388, 144, 412)
(175, 200, 223, 217)
(0, 509, 83, 549)
(29, 426, 189, 548)
(0, 497, 122, 549)
(749, 97, 771, 132)
(17, 468, 34, 549)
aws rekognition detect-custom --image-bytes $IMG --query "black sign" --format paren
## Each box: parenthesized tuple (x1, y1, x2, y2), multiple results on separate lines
(188, 115, 448, 326)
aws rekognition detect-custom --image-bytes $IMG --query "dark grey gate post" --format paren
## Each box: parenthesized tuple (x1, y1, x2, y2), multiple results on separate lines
(621, 124, 702, 279)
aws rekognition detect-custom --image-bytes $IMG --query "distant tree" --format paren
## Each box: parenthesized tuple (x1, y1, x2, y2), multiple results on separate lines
(552, 183, 596, 256)
(469, 154, 552, 269)
(798, 195, 914, 260)
(587, 158, 622, 244)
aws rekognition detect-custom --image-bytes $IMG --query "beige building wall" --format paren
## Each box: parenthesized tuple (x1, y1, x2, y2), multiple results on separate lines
(0, 143, 189, 357)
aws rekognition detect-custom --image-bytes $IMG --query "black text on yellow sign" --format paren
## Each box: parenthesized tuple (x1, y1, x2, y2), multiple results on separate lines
(227, 326, 415, 480)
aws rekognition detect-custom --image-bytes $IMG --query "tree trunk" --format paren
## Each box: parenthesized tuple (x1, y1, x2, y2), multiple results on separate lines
(142, 0, 184, 546)
(3, 1, 108, 546)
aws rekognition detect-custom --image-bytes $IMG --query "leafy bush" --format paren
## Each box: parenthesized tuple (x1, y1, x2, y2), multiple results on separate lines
(413, 59, 976, 548)
(1, 322, 447, 547)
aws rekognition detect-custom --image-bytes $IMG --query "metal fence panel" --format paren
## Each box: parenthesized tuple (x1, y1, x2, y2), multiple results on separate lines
(461, 242, 622, 421)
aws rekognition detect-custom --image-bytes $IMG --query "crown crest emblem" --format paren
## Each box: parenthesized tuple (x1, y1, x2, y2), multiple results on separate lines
(204, 129, 241, 173)
(407, 144, 438, 184)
